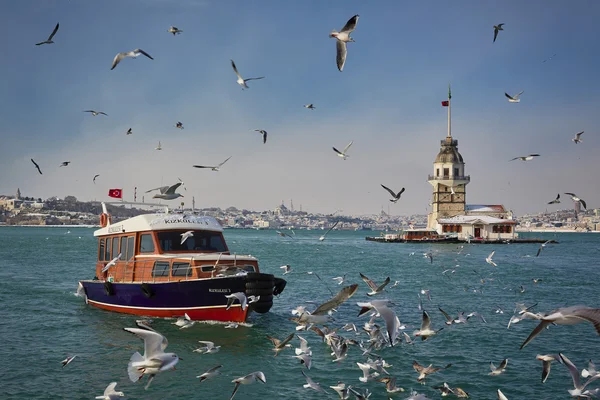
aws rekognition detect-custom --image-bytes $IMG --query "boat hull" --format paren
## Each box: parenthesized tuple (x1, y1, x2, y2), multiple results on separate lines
(80, 277, 250, 322)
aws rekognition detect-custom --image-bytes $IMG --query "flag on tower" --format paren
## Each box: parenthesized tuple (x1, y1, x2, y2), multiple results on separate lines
(441, 101, 449, 107)
(108, 188, 122, 199)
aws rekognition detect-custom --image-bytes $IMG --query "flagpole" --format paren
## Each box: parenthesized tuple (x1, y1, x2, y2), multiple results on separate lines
(447, 84, 452, 138)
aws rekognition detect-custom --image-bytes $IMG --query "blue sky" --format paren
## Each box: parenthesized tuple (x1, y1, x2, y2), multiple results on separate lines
(0, 0, 598, 216)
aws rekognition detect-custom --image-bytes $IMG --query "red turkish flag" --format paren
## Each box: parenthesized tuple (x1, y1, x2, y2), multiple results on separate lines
(108, 189, 122, 199)
(441, 101, 449, 107)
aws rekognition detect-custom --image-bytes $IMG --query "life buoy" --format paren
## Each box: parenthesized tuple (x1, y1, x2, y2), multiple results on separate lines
(100, 213, 111, 227)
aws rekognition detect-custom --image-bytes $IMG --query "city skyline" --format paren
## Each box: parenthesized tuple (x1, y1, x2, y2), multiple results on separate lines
(1, 1, 598, 216)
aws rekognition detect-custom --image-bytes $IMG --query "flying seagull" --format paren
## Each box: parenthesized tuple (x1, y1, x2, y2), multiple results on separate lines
(381, 185, 405, 203)
(59, 161, 70, 167)
(254, 129, 267, 144)
(155, 141, 162, 151)
(493, 23, 504, 43)
(304, 104, 316, 110)
(176, 122, 184, 129)
(31, 158, 43, 175)
(95, 381, 124, 400)
(536, 240, 552, 257)
(36, 23, 59, 46)
(126, 128, 132, 135)
(359, 272, 391, 296)
(505, 91, 524, 103)
(329, 14, 359, 72)
(547, 193, 560, 204)
(123, 327, 179, 390)
(61, 355, 76, 368)
(145, 182, 184, 200)
(520, 306, 600, 349)
(197, 365, 222, 383)
(230, 60, 264, 89)
(111, 49, 154, 70)
(84, 110, 108, 116)
(489, 359, 508, 376)
(333, 141, 353, 160)
(180, 230, 193, 245)
(572, 131, 584, 144)
(509, 154, 540, 161)
(486, 250, 497, 267)
(168, 26, 183, 35)
(564, 193, 587, 210)
(536, 354, 561, 383)
(559, 353, 600, 398)
(230, 371, 266, 400)
(193, 156, 232, 171)
(319, 220, 339, 241)
(93, 174, 100, 184)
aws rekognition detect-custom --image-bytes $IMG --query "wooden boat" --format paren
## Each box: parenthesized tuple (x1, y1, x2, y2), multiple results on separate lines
(78, 203, 286, 322)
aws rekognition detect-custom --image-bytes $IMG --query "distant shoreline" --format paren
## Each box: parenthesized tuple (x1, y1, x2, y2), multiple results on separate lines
(0, 224, 98, 228)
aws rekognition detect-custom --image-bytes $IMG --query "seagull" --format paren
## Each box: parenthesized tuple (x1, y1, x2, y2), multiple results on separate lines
(31, 159, 43, 175)
(173, 313, 194, 329)
(493, 23, 504, 43)
(333, 141, 353, 160)
(266, 333, 295, 356)
(294, 353, 312, 370)
(175, 122, 184, 129)
(332, 274, 346, 285)
(329, 14, 359, 72)
(543, 53, 556, 63)
(372, 302, 400, 346)
(319, 220, 339, 241)
(254, 129, 267, 144)
(381, 185, 405, 203)
(497, 389, 508, 400)
(359, 273, 391, 296)
(536, 240, 552, 257)
(378, 376, 404, 393)
(559, 353, 600, 398)
(197, 365, 222, 383)
(520, 306, 600, 349)
(225, 292, 248, 311)
(156, 141, 162, 150)
(302, 370, 326, 392)
(486, 251, 497, 267)
(36, 23, 59, 46)
(582, 360, 598, 378)
(412, 360, 452, 382)
(330, 382, 351, 399)
(509, 154, 539, 161)
(126, 128, 132, 135)
(168, 26, 183, 35)
(548, 194, 560, 204)
(565, 193, 587, 210)
(304, 104, 316, 110)
(111, 49, 154, 70)
(505, 91, 524, 103)
(572, 131, 584, 144)
(230, 60, 264, 89)
(102, 253, 122, 273)
(277, 230, 294, 239)
(94, 382, 124, 400)
(280, 265, 291, 275)
(123, 327, 179, 390)
(180, 231, 193, 245)
(295, 335, 312, 356)
(59, 161, 70, 167)
(489, 359, 508, 376)
(193, 156, 232, 171)
(536, 354, 561, 383)
(145, 182, 184, 200)
(84, 110, 108, 116)
(230, 371, 266, 400)
(194, 341, 220, 354)
(93, 174, 100, 184)
(414, 310, 443, 340)
(61, 355, 76, 368)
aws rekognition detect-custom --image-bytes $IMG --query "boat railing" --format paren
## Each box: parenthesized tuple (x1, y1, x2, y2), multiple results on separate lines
(104, 254, 251, 284)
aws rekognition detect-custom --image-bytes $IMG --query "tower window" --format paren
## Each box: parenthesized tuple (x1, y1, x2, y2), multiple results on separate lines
(443, 168, 449, 177)
(454, 168, 459, 177)
(436, 168, 440, 177)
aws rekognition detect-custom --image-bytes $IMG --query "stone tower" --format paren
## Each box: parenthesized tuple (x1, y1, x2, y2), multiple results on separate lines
(427, 86, 470, 230)
(16, 188, 21, 200)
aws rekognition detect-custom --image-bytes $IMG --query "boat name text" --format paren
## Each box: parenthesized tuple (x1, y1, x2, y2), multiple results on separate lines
(208, 288, 231, 293)
(108, 225, 124, 233)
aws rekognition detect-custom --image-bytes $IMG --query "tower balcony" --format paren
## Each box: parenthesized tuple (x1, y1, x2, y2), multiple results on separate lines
(427, 175, 470, 185)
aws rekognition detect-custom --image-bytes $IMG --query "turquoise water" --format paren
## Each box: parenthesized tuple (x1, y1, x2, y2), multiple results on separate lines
(1, 227, 599, 399)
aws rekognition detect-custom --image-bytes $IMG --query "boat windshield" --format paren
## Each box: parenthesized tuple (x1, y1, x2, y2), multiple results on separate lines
(156, 230, 227, 253)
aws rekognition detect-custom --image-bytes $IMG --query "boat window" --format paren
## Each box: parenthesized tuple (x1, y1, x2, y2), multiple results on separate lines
(172, 262, 192, 277)
(140, 234, 155, 253)
(243, 265, 256, 272)
(126, 236, 134, 260)
(156, 230, 227, 252)
(152, 261, 170, 277)
(99, 238, 105, 261)
(104, 238, 111, 260)
(111, 237, 119, 259)
(200, 265, 215, 272)
(120, 236, 126, 259)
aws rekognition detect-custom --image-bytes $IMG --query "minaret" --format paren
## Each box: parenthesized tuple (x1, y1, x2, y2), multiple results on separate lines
(427, 85, 470, 230)
(16, 188, 21, 200)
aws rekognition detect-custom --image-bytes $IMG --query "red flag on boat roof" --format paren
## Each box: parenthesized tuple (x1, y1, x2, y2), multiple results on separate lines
(108, 188, 122, 199)
(441, 101, 449, 107)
